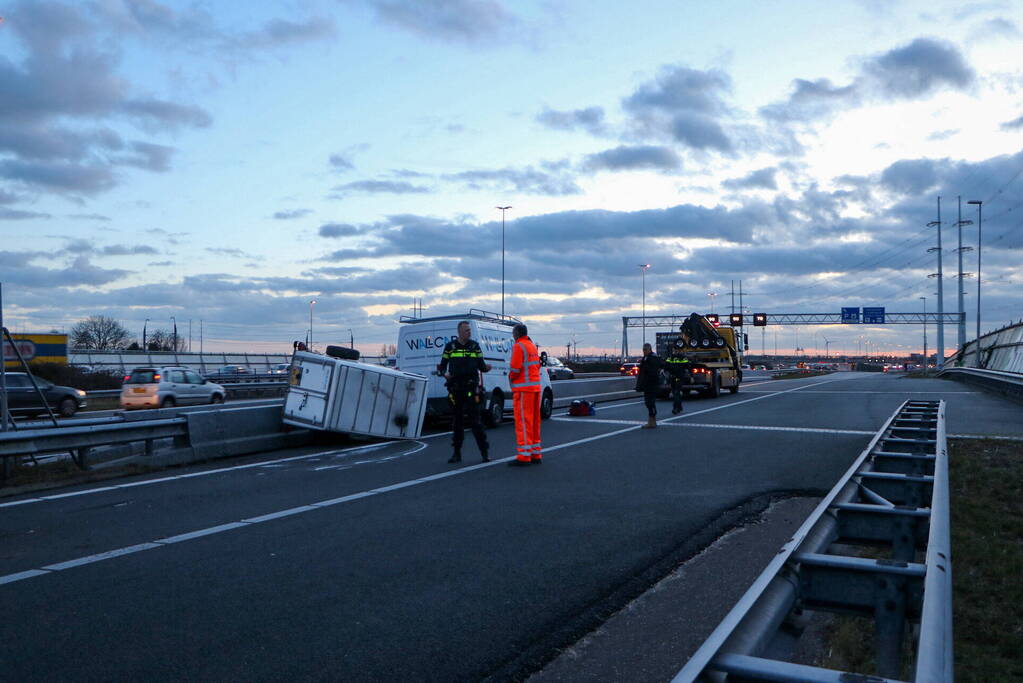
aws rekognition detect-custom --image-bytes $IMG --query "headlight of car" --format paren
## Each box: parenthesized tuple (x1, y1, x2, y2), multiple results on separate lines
(76, 389, 87, 397)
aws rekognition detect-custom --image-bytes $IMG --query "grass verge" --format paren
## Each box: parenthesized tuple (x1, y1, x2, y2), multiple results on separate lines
(948, 438, 1023, 681)
(816, 438, 1023, 680)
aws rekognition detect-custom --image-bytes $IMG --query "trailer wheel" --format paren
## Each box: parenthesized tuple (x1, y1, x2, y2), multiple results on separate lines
(708, 372, 721, 398)
(729, 383, 739, 394)
(483, 391, 504, 428)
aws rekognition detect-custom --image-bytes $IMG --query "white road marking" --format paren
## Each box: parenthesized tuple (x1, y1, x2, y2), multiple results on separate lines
(552, 416, 875, 436)
(740, 390, 979, 394)
(0, 374, 872, 586)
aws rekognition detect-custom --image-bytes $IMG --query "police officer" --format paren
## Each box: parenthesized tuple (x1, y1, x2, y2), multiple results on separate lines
(665, 339, 692, 415)
(438, 321, 491, 464)
(636, 342, 664, 429)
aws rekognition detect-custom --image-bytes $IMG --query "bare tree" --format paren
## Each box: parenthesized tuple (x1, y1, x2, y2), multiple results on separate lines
(70, 315, 132, 350)
(147, 329, 188, 352)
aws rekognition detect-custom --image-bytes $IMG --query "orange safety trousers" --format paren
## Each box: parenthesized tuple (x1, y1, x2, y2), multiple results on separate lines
(513, 391, 542, 463)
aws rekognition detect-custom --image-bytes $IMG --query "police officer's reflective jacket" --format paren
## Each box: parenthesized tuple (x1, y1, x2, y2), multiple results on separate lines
(438, 339, 487, 389)
(665, 355, 692, 382)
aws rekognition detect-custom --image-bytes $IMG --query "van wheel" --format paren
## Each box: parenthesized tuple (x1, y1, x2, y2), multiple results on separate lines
(483, 392, 504, 428)
(161, 397, 176, 409)
(540, 390, 553, 420)
(210, 394, 224, 404)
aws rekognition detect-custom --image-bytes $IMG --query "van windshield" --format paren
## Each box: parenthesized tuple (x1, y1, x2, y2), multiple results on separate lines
(126, 370, 158, 384)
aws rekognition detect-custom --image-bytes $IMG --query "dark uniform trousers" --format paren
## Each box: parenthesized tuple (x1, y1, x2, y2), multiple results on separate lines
(450, 379, 488, 455)
(669, 377, 685, 414)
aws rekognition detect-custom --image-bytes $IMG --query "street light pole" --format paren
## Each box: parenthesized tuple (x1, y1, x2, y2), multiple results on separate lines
(496, 206, 511, 316)
(309, 300, 317, 352)
(348, 328, 354, 348)
(968, 200, 983, 347)
(170, 316, 177, 352)
(919, 297, 927, 367)
(143, 318, 149, 350)
(639, 264, 650, 346)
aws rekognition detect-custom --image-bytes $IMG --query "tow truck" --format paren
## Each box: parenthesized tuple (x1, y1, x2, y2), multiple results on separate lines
(655, 313, 748, 398)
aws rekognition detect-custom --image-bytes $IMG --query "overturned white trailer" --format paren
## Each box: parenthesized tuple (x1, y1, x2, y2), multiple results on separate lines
(282, 351, 428, 439)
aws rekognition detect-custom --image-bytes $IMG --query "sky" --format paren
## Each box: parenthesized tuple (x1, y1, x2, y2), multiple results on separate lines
(1, 0, 1022, 359)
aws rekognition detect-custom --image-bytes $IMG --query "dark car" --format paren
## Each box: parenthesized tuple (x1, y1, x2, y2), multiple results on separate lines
(205, 365, 252, 380)
(619, 362, 640, 376)
(2, 372, 87, 417)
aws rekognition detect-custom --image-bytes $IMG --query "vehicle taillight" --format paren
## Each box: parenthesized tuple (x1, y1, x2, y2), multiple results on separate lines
(123, 375, 130, 382)
(153, 373, 161, 381)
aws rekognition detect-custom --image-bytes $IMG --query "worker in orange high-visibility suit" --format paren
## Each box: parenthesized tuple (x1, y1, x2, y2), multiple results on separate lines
(508, 323, 543, 467)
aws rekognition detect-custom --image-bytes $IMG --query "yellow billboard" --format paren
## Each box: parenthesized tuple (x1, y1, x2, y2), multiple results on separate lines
(3, 333, 69, 367)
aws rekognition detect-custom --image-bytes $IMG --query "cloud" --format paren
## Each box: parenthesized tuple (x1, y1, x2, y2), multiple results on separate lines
(68, 213, 112, 221)
(206, 247, 263, 260)
(331, 180, 432, 195)
(723, 167, 778, 190)
(581, 145, 681, 173)
(621, 65, 736, 152)
(101, 244, 159, 256)
(761, 37, 975, 122)
(442, 166, 581, 196)
(231, 16, 337, 49)
(0, 251, 128, 287)
(1001, 114, 1023, 130)
(862, 37, 975, 98)
(0, 207, 51, 220)
(880, 158, 940, 195)
(273, 208, 313, 220)
(319, 222, 362, 238)
(362, 0, 518, 45)
(535, 106, 606, 135)
(329, 153, 356, 171)
(0, 159, 116, 194)
(927, 129, 959, 141)
(148, 260, 175, 267)
(113, 141, 175, 172)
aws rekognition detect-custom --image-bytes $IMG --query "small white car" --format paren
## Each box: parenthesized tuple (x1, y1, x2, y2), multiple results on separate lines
(120, 366, 226, 410)
(544, 356, 575, 380)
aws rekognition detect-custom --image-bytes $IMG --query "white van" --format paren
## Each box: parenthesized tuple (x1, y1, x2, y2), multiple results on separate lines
(395, 310, 554, 426)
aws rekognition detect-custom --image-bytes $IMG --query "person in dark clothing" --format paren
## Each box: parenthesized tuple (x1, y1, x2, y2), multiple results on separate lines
(437, 321, 491, 464)
(635, 342, 664, 429)
(665, 348, 691, 415)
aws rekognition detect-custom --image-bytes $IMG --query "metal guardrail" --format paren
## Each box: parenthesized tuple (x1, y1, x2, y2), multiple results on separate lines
(938, 366, 1023, 401)
(674, 400, 951, 682)
(0, 417, 188, 467)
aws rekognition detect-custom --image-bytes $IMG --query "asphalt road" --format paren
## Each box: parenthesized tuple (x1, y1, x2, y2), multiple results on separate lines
(1, 372, 1017, 682)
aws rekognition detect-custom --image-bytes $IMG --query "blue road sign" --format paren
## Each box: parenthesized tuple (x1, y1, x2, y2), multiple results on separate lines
(863, 307, 886, 324)
(841, 307, 860, 324)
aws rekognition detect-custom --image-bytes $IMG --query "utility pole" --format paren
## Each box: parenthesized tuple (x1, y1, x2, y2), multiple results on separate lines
(927, 197, 945, 369)
(200, 320, 203, 354)
(956, 196, 973, 348)
(967, 199, 983, 347)
(730, 280, 735, 316)
(188, 319, 192, 352)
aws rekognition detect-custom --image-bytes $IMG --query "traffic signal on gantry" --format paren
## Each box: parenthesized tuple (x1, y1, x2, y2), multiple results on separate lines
(753, 313, 767, 327)
(705, 313, 720, 327)
(730, 313, 743, 326)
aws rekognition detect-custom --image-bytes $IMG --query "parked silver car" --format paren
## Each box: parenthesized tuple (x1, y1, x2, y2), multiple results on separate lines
(120, 366, 226, 410)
